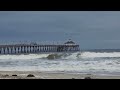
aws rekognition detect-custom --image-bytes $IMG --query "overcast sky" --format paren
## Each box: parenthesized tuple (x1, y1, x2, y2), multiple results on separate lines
(0, 11, 120, 49)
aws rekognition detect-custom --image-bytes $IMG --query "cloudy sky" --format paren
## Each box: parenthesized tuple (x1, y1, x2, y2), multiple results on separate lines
(0, 11, 120, 49)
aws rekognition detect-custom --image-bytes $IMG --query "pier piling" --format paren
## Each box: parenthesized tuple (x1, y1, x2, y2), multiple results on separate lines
(0, 40, 80, 55)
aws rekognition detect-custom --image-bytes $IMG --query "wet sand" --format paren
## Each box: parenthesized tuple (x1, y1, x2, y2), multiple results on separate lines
(0, 71, 119, 79)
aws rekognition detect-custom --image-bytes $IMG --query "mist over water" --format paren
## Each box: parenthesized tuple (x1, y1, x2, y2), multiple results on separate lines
(0, 50, 120, 75)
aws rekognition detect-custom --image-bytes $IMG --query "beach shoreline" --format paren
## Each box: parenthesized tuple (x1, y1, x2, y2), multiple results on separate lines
(0, 71, 119, 79)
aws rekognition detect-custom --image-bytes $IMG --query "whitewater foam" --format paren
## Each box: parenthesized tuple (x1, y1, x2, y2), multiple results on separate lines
(0, 54, 49, 60)
(0, 51, 120, 75)
(80, 52, 120, 58)
(0, 51, 120, 60)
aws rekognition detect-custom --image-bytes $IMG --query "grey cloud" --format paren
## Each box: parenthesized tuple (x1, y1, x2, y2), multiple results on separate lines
(0, 11, 120, 49)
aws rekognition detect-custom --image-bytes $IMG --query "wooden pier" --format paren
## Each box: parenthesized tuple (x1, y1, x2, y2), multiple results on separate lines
(0, 40, 80, 54)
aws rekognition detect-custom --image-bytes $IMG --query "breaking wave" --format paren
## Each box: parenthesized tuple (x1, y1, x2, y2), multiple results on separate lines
(0, 51, 120, 75)
(0, 52, 81, 60)
(80, 52, 120, 58)
(0, 51, 120, 60)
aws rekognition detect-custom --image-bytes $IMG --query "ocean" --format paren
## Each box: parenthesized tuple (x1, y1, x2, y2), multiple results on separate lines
(0, 49, 120, 76)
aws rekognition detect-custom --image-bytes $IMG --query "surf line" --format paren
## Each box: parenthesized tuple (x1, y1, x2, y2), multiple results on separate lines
(0, 39, 80, 55)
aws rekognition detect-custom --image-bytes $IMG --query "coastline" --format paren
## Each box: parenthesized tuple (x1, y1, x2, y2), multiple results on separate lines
(0, 71, 119, 79)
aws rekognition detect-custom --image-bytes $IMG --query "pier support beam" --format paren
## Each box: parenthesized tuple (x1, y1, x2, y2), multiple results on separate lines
(0, 48, 1, 54)
(14, 47, 16, 54)
(7, 47, 9, 54)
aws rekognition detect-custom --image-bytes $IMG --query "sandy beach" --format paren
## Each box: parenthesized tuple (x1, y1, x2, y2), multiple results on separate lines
(0, 71, 119, 79)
